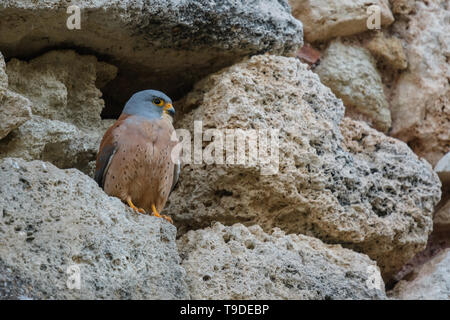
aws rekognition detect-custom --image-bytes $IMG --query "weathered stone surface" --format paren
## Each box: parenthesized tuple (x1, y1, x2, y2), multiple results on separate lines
(6, 50, 116, 130)
(0, 90, 32, 140)
(0, 50, 116, 176)
(435, 152, 450, 186)
(434, 152, 450, 230)
(0, 51, 7, 97)
(315, 40, 391, 132)
(0, 0, 303, 115)
(178, 222, 386, 299)
(289, 0, 394, 42)
(0, 51, 32, 140)
(390, 0, 450, 166)
(0, 116, 112, 175)
(392, 152, 450, 289)
(434, 200, 450, 231)
(390, 249, 450, 300)
(167, 54, 441, 279)
(365, 31, 407, 70)
(390, 0, 416, 16)
(0, 158, 188, 299)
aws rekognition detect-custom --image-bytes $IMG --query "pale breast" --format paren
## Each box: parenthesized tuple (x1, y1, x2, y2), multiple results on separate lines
(103, 115, 179, 212)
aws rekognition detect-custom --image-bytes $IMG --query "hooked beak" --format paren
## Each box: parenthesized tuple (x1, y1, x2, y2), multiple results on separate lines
(164, 103, 175, 117)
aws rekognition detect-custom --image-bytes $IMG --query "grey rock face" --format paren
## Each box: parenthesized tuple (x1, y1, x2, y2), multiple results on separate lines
(167, 54, 441, 280)
(0, 0, 303, 114)
(0, 158, 189, 299)
(178, 223, 386, 299)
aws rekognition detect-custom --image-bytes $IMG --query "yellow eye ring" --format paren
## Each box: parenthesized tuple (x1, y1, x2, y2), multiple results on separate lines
(153, 98, 165, 107)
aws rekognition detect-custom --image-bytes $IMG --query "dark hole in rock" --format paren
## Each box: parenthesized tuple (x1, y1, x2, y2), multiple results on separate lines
(202, 275, 211, 281)
(215, 189, 233, 197)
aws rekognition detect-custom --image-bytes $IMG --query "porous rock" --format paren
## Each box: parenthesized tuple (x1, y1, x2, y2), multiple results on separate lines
(390, 0, 450, 166)
(178, 222, 386, 299)
(365, 31, 407, 70)
(5, 50, 116, 130)
(167, 54, 441, 279)
(0, 50, 117, 176)
(0, 158, 188, 299)
(289, 0, 394, 42)
(0, 0, 303, 115)
(434, 152, 450, 230)
(0, 116, 111, 174)
(0, 51, 32, 140)
(315, 40, 391, 132)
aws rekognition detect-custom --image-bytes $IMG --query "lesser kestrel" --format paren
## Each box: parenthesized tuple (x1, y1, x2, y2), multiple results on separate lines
(95, 90, 180, 223)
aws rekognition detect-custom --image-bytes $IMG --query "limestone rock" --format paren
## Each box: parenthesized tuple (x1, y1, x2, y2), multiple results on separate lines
(167, 55, 441, 279)
(5, 50, 115, 130)
(365, 32, 407, 70)
(0, 51, 116, 176)
(0, 116, 109, 175)
(315, 40, 391, 132)
(0, 90, 32, 140)
(0, 158, 188, 299)
(0, 0, 303, 115)
(0, 51, 7, 97)
(390, 0, 450, 166)
(434, 152, 450, 230)
(0, 51, 32, 140)
(435, 152, 450, 186)
(434, 201, 450, 231)
(178, 223, 386, 299)
(390, 0, 416, 16)
(290, 0, 394, 42)
(390, 249, 450, 300)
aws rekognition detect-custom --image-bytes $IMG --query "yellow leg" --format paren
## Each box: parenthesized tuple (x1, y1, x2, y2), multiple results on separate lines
(127, 197, 146, 214)
(151, 204, 173, 224)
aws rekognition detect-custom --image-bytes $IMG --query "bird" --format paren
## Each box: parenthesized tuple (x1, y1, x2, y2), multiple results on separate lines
(95, 90, 180, 223)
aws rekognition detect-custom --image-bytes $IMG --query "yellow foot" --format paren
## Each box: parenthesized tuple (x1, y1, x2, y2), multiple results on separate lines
(152, 204, 173, 224)
(127, 197, 146, 214)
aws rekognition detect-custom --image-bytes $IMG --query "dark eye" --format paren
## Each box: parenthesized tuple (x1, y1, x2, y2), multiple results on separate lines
(153, 98, 164, 106)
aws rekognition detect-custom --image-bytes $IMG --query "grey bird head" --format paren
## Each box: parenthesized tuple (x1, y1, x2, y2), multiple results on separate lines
(122, 89, 175, 119)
